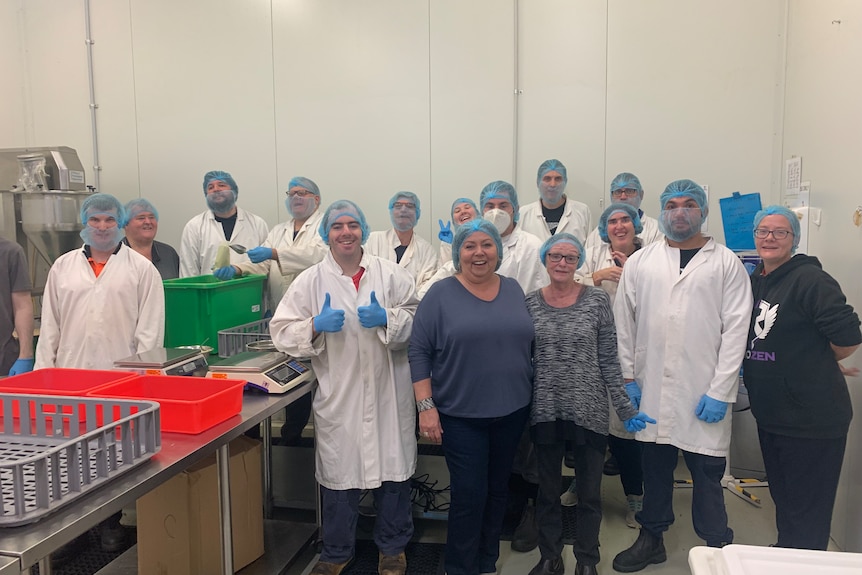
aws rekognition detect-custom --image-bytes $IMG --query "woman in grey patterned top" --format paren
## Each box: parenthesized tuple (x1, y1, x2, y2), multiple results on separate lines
(524, 233, 655, 575)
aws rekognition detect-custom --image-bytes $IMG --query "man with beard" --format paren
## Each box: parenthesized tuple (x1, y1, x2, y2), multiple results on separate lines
(365, 191, 440, 295)
(519, 159, 591, 244)
(180, 170, 269, 277)
(611, 180, 752, 572)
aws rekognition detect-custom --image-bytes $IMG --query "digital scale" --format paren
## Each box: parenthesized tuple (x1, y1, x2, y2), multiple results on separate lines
(206, 350, 314, 394)
(114, 347, 209, 376)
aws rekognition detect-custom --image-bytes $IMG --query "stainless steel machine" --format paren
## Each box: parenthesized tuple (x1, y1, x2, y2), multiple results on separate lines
(0, 147, 92, 310)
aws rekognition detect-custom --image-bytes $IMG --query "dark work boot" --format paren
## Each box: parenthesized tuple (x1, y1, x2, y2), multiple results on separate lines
(575, 564, 599, 575)
(612, 528, 667, 572)
(510, 501, 539, 552)
(528, 555, 564, 575)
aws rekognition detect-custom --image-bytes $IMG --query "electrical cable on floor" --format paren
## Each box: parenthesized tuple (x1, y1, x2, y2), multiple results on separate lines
(410, 473, 450, 513)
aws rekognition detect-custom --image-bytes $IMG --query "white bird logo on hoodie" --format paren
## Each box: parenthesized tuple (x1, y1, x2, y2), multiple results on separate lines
(751, 300, 779, 349)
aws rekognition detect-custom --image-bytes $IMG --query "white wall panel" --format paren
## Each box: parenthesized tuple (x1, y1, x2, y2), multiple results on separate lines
(0, 0, 28, 148)
(272, 0, 431, 238)
(517, 0, 608, 222)
(783, 0, 862, 551)
(605, 0, 785, 240)
(129, 0, 278, 249)
(429, 0, 515, 236)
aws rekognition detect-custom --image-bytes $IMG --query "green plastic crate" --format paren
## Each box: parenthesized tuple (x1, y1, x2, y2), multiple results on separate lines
(163, 274, 265, 354)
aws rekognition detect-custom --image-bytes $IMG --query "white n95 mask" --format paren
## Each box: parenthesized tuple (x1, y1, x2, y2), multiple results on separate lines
(484, 209, 512, 235)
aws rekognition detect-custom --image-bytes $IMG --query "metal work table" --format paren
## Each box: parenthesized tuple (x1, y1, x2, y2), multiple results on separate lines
(0, 381, 316, 575)
(0, 557, 17, 575)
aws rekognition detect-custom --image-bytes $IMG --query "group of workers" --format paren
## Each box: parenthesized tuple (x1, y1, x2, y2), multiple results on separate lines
(0, 160, 858, 575)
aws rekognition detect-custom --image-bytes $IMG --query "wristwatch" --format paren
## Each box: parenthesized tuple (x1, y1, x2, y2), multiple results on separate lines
(416, 397, 436, 412)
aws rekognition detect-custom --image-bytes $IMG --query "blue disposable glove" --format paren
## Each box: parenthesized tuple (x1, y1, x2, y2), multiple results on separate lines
(214, 266, 236, 281)
(625, 381, 642, 410)
(695, 394, 728, 423)
(624, 411, 657, 433)
(313, 293, 345, 333)
(8, 358, 34, 376)
(247, 246, 273, 263)
(438, 219, 453, 244)
(357, 291, 387, 328)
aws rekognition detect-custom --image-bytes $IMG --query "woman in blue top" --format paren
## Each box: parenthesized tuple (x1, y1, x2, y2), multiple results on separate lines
(409, 218, 534, 575)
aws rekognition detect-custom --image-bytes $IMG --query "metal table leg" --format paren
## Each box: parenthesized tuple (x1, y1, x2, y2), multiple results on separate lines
(216, 443, 234, 575)
(262, 416, 273, 519)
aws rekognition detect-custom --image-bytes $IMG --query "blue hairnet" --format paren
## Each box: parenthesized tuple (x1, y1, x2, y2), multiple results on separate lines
(451, 218, 503, 273)
(202, 170, 238, 197)
(451, 197, 477, 218)
(537, 159, 568, 184)
(659, 179, 708, 221)
(539, 233, 584, 269)
(318, 199, 370, 244)
(610, 172, 642, 195)
(80, 193, 127, 227)
(125, 198, 159, 222)
(480, 181, 520, 222)
(389, 191, 421, 221)
(753, 205, 801, 251)
(288, 176, 320, 197)
(598, 203, 643, 243)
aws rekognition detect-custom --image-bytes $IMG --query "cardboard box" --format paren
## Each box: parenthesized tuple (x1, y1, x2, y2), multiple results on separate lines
(137, 436, 264, 574)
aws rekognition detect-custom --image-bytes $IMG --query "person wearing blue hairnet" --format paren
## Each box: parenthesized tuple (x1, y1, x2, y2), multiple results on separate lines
(743, 206, 860, 551)
(584, 173, 663, 251)
(35, 192, 165, 555)
(579, 203, 647, 529)
(410, 218, 534, 575)
(526, 233, 654, 575)
(611, 180, 752, 572)
(270, 200, 418, 575)
(179, 170, 269, 277)
(519, 159, 592, 244)
(0, 236, 33, 376)
(122, 198, 180, 279)
(218, 176, 327, 311)
(366, 191, 440, 294)
(437, 197, 479, 263)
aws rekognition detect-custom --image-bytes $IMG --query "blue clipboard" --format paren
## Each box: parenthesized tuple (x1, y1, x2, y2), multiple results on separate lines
(719, 191, 762, 251)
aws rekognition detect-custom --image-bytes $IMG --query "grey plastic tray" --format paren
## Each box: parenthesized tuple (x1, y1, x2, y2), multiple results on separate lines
(217, 317, 272, 358)
(0, 393, 161, 526)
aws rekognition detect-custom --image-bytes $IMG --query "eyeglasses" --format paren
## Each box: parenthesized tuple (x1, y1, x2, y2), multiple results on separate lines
(753, 228, 793, 240)
(286, 189, 314, 198)
(611, 188, 640, 198)
(392, 202, 416, 210)
(546, 253, 579, 264)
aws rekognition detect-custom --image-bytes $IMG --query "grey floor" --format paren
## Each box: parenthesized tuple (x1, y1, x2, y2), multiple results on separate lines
(285, 451, 786, 575)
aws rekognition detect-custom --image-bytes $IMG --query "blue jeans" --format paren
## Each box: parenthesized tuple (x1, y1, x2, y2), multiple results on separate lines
(637, 442, 733, 547)
(440, 406, 530, 575)
(758, 427, 846, 550)
(319, 480, 414, 563)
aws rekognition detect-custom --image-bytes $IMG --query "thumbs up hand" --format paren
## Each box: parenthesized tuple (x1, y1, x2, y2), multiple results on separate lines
(358, 291, 387, 328)
(313, 293, 345, 333)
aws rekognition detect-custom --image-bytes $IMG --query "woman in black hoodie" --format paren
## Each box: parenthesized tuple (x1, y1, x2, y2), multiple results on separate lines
(743, 205, 861, 550)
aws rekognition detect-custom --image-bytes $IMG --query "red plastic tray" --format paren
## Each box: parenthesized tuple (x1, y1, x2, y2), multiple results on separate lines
(86, 375, 245, 434)
(0, 368, 139, 419)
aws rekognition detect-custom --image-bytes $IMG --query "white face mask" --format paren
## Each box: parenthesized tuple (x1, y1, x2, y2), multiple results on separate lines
(484, 208, 512, 235)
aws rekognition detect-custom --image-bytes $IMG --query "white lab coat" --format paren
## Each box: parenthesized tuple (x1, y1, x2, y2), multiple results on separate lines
(365, 229, 441, 295)
(584, 213, 663, 251)
(417, 227, 549, 298)
(35, 244, 165, 370)
(613, 238, 752, 456)
(179, 207, 269, 277)
(269, 251, 418, 490)
(519, 198, 592, 244)
(234, 211, 327, 311)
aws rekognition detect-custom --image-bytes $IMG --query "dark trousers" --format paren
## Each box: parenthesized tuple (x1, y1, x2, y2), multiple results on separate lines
(440, 406, 530, 575)
(608, 435, 643, 496)
(758, 427, 846, 550)
(535, 439, 605, 566)
(319, 480, 414, 563)
(638, 442, 733, 546)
